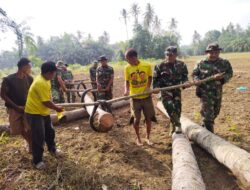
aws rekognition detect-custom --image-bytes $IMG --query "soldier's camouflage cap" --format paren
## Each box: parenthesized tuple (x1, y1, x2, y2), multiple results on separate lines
(98, 55, 108, 61)
(164, 46, 177, 55)
(205, 43, 222, 52)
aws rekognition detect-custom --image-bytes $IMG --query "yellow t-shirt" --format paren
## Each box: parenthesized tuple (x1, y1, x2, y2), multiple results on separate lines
(124, 61, 152, 99)
(25, 75, 51, 116)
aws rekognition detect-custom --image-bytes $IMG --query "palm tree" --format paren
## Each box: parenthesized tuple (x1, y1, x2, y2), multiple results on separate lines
(130, 3, 140, 25)
(98, 31, 110, 44)
(153, 15, 161, 35)
(0, 7, 23, 57)
(143, 3, 154, 30)
(192, 30, 201, 44)
(168, 18, 178, 32)
(17, 21, 37, 55)
(121, 8, 129, 40)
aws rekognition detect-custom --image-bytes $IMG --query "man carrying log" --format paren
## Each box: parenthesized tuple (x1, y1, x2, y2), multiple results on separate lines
(62, 64, 76, 103)
(153, 46, 191, 135)
(25, 61, 63, 169)
(192, 43, 233, 133)
(0, 58, 33, 153)
(89, 60, 98, 89)
(51, 61, 67, 103)
(124, 48, 155, 146)
(96, 56, 114, 100)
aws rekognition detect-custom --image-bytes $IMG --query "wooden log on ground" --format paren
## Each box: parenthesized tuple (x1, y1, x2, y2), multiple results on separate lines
(156, 102, 205, 189)
(50, 108, 88, 124)
(157, 101, 250, 189)
(82, 93, 114, 132)
(0, 100, 129, 134)
(172, 133, 206, 190)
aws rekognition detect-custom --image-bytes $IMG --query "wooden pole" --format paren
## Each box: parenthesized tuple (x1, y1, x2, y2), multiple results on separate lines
(66, 78, 124, 86)
(66, 89, 98, 93)
(58, 74, 223, 108)
(172, 133, 206, 190)
(157, 101, 250, 189)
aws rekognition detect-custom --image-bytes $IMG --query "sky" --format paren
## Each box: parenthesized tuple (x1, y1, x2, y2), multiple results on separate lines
(1, 0, 250, 51)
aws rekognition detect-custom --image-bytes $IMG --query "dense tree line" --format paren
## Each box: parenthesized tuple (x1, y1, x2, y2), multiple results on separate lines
(183, 23, 250, 56)
(1, 4, 250, 69)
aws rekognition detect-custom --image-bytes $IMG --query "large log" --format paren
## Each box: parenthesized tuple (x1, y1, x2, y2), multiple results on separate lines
(50, 108, 88, 124)
(156, 102, 205, 189)
(172, 133, 206, 190)
(82, 93, 114, 132)
(0, 100, 129, 134)
(157, 101, 250, 189)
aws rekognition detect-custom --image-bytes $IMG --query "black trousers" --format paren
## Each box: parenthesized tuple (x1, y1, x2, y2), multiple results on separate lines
(26, 114, 56, 165)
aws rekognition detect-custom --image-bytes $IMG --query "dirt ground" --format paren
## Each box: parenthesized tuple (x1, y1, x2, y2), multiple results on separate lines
(0, 54, 250, 190)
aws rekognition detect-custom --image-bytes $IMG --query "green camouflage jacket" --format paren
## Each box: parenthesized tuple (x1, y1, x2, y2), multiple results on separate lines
(89, 66, 97, 82)
(62, 70, 73, 81)
(96, 65, 114, 88)
(51, 69, 63, 89)
(153, 60, 188, 88)
(192, 57, 233, 91)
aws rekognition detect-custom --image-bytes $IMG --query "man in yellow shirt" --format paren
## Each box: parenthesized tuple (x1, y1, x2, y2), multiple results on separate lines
(25, 61, 63, 169)
(124, 48, 155, 146)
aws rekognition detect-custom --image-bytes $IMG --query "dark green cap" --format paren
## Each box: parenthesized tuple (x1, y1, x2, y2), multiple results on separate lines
(165, 46, 177, 55)
(205, 43, 222, 52)
(98, 55, 108, 61)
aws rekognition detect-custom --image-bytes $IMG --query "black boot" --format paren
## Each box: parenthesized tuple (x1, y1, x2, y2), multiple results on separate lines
(205, 124, 214, 133)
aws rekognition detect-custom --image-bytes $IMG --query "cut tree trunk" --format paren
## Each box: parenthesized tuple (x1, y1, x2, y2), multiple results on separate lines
(82, 93, 114, 132)
(172, 133, 206, 190)
(1, 100, 129, 134)
(50, 108, 88, 124)
(157, 101, 250, 189)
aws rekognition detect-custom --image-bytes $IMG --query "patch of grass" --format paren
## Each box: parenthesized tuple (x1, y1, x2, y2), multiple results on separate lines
(0, 132, 10, 145)
(226, 116, 242, 142)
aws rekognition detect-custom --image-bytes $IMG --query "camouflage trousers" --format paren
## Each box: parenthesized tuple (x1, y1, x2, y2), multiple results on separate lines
(162, 90, 182, 129)
(52, 88, 65, 104)
(200, 91, 222, 132)
(97, 90, 113, 100)
(65, 84, 76, 103)
(97, 86, 113, 101)
(91, 82, 97, 90)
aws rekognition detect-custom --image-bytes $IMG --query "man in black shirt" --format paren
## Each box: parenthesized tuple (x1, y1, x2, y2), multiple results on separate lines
(1, 58, 33, 152)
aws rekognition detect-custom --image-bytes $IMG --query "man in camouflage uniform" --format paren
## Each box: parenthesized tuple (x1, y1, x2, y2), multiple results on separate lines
(96, 55, 114, 100)
(192, 43, 233, 133)
(62, 64, 76, 103)
(89, 61, 98, 89)
(153, 46, 191, 134)
(51, 61, 67, 103)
